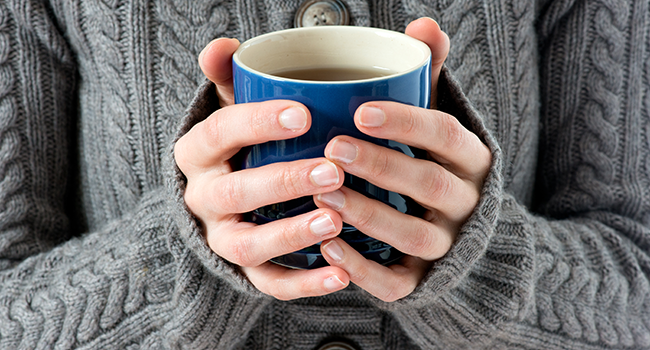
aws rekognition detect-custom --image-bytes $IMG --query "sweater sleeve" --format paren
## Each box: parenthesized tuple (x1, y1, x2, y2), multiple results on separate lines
(0, 1, 269, 348)
(374, 2, 650, 349)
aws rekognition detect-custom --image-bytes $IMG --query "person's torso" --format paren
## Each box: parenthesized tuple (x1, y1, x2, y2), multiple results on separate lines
(52, 0, 539, 233)
(53, 1, 540, 348)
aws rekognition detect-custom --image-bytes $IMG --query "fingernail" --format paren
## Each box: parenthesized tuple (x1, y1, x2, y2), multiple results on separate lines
(329, 139, 357, 164)
(322, 240, 344, 262)
(318, 190, 345, 210)
(359, 106, 385, 127)
(310, 214, 336, 236)
(279, 107, 307, 131)
(323, 275, 346, 291)
(310, 162, 339, 187)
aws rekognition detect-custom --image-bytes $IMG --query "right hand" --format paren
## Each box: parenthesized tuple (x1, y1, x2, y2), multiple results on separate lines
(174, 38, 350, 300)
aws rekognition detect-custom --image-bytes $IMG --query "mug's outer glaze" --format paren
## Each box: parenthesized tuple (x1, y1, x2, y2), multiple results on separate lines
(232, 26, 431, 269)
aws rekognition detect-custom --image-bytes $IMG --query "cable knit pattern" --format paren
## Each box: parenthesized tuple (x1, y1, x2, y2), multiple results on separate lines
(530, 0, 650, 347)
(1, 0, 649, 349)
(155, 228, 267, 350)
(153, 0, 230, 159)
(75, 0, 141, 226)
(620, 0, 650, 220)
(424, 0, 540, 206)
(539, 0, 630, 216)
(575, 1, 626, 211)
(645, 26, 650, 228)
(0, 0, 74, 264)
(500, 0, 539, 205)
(0, 2, 29, 262)
(424, 0, 502, 164)
(529, 217, 650, 348)
(0, 192, 174, 349)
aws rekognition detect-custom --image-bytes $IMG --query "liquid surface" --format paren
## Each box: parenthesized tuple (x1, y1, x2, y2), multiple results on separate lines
(271, 66, 396, 81)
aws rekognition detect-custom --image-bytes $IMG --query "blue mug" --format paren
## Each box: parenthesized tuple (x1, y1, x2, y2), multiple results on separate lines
(232, 26, 431, 269)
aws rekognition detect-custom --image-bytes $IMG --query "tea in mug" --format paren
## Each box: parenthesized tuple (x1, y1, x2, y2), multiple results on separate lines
(271, 66, 396, 81)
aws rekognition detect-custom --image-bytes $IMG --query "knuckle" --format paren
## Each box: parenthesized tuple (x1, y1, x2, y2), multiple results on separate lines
(380, 279, 412, 302)
(246, 107, 269, 139)
(264, 283, 290, 300)
(353, 204, 380, 233)
(185, 174, 246, 216)
(378, 289, 398, 303)
(350, 265, 370, 286)
(400, 224, 436, 257)
(182, 183, 203, 213)
(439, 114, 467, 151)
(401, 107, 421, 137)
(367, 150, 395, 181)
(228, 236, 258, 267)
(420, 169, 454, 203)
(173, 139, 191, 174)
(203, 115, 224, 148)
(275, 222, 306, 254)
(275, 166, 307, 199)
(264, 277, 303, 301)
(217, 176, 244, 213)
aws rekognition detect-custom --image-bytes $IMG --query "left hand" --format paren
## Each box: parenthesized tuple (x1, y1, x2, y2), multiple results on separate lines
(313, 18, 492, 302)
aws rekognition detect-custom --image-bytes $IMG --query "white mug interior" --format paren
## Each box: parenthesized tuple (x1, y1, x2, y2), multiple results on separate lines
(234, 26, 431, 82)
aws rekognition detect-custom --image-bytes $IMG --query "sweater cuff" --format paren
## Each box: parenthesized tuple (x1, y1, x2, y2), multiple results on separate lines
(166, 79, 265, 296)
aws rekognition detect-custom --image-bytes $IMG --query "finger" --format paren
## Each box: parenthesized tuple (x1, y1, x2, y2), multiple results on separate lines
(242, 263, 349, 300)
(207, 209, 342, 267)
(405, 17, 450, 108)
(320, 238, 430, 302)
(315, 188, 455, 260)
(199, 37, 240, 106)
(188, 159, 343, 216)
(324, 136, 479, 222)
(174, 100, 311, 175)
(353, 102, 491, 182)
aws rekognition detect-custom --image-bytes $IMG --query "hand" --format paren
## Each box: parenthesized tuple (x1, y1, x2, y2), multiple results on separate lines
(314, 18, 492, 302)
(176, 38, 351, 300)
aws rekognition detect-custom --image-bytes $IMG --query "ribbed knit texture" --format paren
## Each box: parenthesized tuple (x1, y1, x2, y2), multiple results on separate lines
(0, 0, 648, 349)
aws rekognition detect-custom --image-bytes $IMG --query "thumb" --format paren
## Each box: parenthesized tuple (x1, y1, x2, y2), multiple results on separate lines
(405, 18, 450, 109)
(198, 38, 240, 107)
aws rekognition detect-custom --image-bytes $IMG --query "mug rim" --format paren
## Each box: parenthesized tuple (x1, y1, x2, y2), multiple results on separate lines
(232, 26, 432, 85)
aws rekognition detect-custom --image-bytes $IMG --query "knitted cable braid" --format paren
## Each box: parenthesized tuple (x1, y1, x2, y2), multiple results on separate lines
(0, 0, 649, 349)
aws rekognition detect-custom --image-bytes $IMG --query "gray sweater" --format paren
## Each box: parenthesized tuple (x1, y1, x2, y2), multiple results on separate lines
(0, 0, 648, 348)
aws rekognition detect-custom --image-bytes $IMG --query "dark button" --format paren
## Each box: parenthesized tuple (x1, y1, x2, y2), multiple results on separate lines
(294, 0, 350, 27)
(316, 340, 358, 350)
